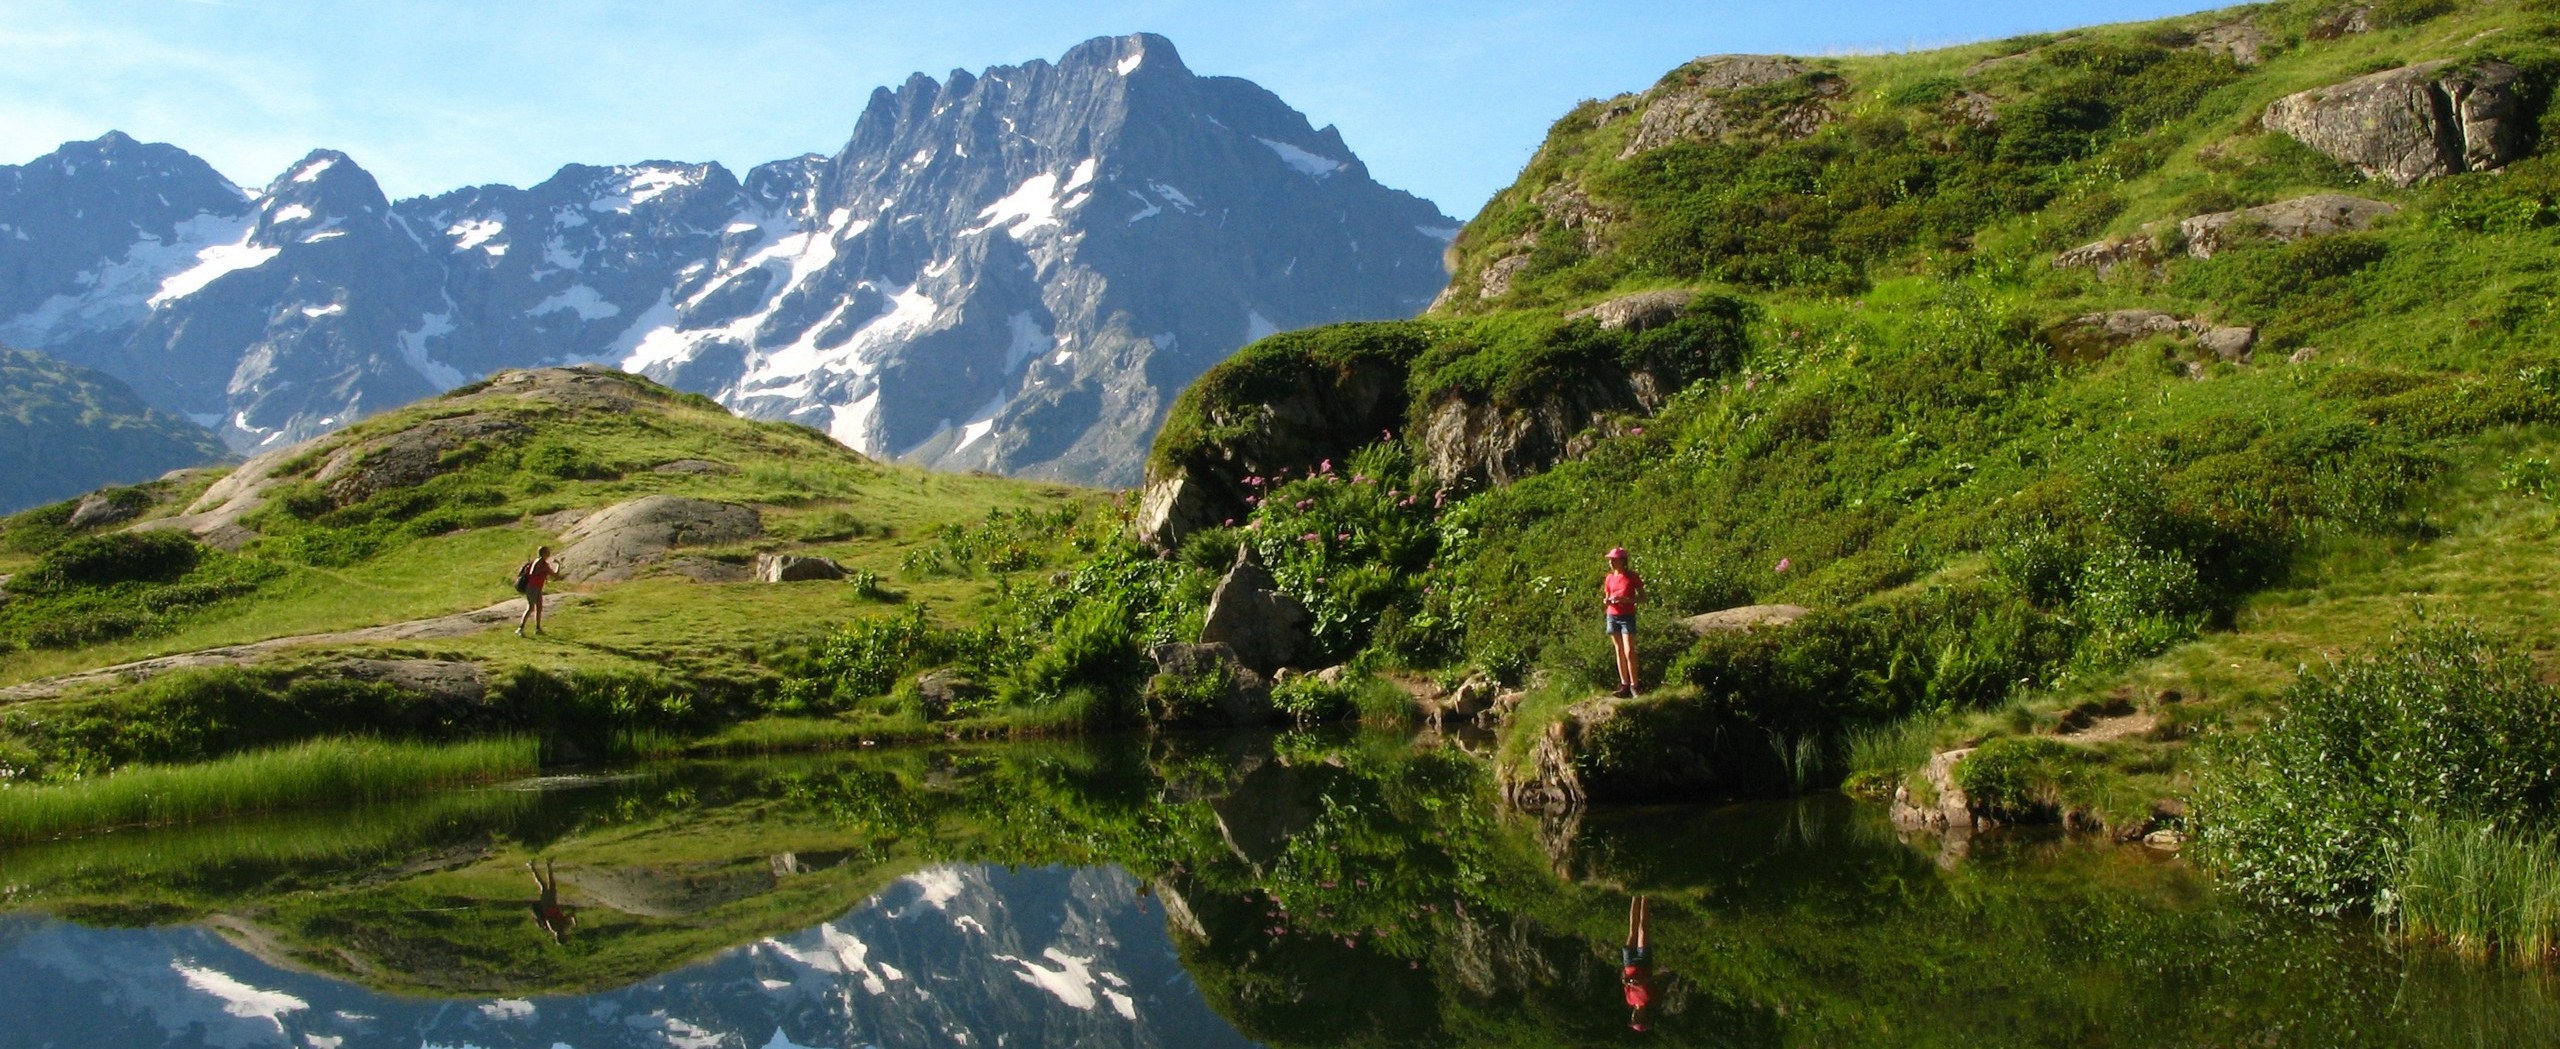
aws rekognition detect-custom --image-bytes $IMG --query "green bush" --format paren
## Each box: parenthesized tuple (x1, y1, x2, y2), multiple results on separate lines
(1955, 736, 2090, 820)
(1004, 597, 1146, 720)
(16, 530, 202, 591)
(794, 605, 952, 711)
(1271, 675, 1357, 724)
(2192, 618, 2560, 917)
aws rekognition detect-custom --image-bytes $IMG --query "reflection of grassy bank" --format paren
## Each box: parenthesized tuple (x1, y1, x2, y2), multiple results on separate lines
(0, 736, 536, 844)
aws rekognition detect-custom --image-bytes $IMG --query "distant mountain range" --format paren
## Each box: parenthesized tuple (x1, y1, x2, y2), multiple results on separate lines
(0, 33, 1454, 486)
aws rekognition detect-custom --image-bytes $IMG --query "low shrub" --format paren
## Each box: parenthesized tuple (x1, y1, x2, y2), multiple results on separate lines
(2191, 618, 2560, 917)
(1954, 736, 2090, 821)
(14, 530, 202, 591)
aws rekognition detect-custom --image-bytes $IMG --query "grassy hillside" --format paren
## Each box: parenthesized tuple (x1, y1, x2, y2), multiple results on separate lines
(0, 367, 1120, 787)
(1123, 0, 2560, 952)
(0, 346, 224, 513)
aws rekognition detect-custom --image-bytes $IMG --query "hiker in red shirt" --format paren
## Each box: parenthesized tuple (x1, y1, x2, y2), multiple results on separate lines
(514, 545, 559, 637)
(1603, 547, 1646, 697)
(1623, 893, 1656, 1032)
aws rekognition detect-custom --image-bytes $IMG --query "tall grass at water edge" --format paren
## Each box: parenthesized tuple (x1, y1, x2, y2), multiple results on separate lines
(0, 736, 538, 844)
(2396, 817, 2560, 965)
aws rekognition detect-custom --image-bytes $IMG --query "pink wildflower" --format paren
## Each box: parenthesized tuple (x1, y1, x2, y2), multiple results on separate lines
(1303, 532, 1321, 542)
(1223, 518, 1235, 527)
(1776, 557, 1792, 573)
(1630, 427, 1645, 436)
(1296, 498, 1314, 511)
(1337, 532, 1352, 541)
(1320, 459, 1333, 473)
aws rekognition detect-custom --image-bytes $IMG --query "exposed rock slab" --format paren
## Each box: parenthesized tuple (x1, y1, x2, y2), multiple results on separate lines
(650, 458, 737, 476)
(66, 491, 144, 531)
(555, 495, 761, 582)
(1566, 289, 1695, 332)
(1681, 604, 1811, 636)
(1145, 641, 1275, 725)
(2262, 60, 2522, 187)
(0, 595, 580, 703)
(322, 658, 487, 704)
(2178, 193, 2399, 258)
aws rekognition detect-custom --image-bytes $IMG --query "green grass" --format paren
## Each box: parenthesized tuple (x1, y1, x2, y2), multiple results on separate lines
(2399, 816, 2560, 964)
(0, 736, 538, 843)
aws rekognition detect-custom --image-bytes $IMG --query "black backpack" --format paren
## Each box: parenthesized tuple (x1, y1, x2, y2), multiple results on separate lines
(511, 561, 533, 595)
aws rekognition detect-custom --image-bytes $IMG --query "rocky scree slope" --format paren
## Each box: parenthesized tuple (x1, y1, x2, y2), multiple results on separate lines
(0, 34, 1453, 487)
(1133, 0, 2560, 813)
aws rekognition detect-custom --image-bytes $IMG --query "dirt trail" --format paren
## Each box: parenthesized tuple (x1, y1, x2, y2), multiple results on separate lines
(2056, 709, 2158, 744)
(0, 593, 586, 704)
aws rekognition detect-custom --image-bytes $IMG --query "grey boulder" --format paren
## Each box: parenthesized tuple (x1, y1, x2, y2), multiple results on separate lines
(756, 553, 848, 583)
(2262, 60, 2522, 187)
(1196, 545, 1309, 677)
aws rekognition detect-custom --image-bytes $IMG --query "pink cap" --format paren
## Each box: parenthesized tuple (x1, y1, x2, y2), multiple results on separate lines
(1606, 547, 1628, 560)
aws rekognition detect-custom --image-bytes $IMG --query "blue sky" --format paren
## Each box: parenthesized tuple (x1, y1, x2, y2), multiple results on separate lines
(2, 0, 2229, 219)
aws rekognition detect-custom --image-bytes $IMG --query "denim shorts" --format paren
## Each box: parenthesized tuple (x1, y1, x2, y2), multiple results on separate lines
(1605, 611, 1636, 636)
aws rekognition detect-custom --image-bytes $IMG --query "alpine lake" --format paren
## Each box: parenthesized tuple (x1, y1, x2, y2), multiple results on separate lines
(3, 728, 2556, 1049)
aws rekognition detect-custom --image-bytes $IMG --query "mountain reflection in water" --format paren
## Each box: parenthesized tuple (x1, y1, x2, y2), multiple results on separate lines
(2, 730, 2557, 1048)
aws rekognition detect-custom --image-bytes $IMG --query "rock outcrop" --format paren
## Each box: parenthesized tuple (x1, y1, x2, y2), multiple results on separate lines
(1620, 56, 1840, 158)
(313, 413, 529, 504)
(2178, 193, 2399, 258)
(2051, 236, 2161, 278)
(1195, 546, 1309, 677)
(1681, 604, 1810, 636)
(555, 495, 761, 582)
(2262, 60, 2523, 187)
(1137, 336, 1411, 549)
(1415, 367, 1675, 487)
(2191, 22, 2271, 66)
(2043, 310, 2257, 363)
(1564, 289, 1694, 332)
(1890, 748, 1978, 830)
(755, 553, 849, 583)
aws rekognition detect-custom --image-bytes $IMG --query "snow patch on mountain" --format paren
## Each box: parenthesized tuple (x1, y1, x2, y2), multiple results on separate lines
(531, 284, 619, 321)
(147, 217, 277, 305)
(1258, 137, 1343, 178)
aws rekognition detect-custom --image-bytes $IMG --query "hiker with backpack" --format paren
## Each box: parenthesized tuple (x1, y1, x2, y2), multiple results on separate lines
(514, 545, 559, 637)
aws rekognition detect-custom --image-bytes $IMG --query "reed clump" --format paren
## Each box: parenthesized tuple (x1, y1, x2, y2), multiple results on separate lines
(2395, 817, 2560, 964)
(0, 736, 537, 844)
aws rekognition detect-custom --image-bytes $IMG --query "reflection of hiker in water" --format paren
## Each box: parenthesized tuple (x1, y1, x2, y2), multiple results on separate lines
(1623, 894, 1656, 1032)
(528, 859, 576, 944)
(514, 545, 558, 637)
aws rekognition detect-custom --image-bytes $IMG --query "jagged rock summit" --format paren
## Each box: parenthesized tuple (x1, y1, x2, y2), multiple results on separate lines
(0, 34, 1455, 487)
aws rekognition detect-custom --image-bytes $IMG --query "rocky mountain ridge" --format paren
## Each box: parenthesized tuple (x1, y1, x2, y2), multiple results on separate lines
(0, 34, 1453, 486)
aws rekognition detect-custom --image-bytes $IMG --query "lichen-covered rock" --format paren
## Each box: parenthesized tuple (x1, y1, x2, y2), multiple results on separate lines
(1477, 254, 1534, 300)
(556, 495, 761, 582)
(1196, 546, 1309, 677)
(1565, 289, 1696, 332)
(1680, 604, 1811, 636)
(2197, 326, 2258, 362)
(2262, 60, 2522, 187)
(1620, 55, 1837, 158)
(2052, 236, 2161, 278)
(2191, 22, 2271, 66)
(2178, 194, 2399, 259)
(1890, 748, 1978, 830)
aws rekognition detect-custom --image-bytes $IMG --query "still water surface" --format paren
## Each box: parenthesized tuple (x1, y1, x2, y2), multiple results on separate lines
(1, 732, 2556, 1048)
